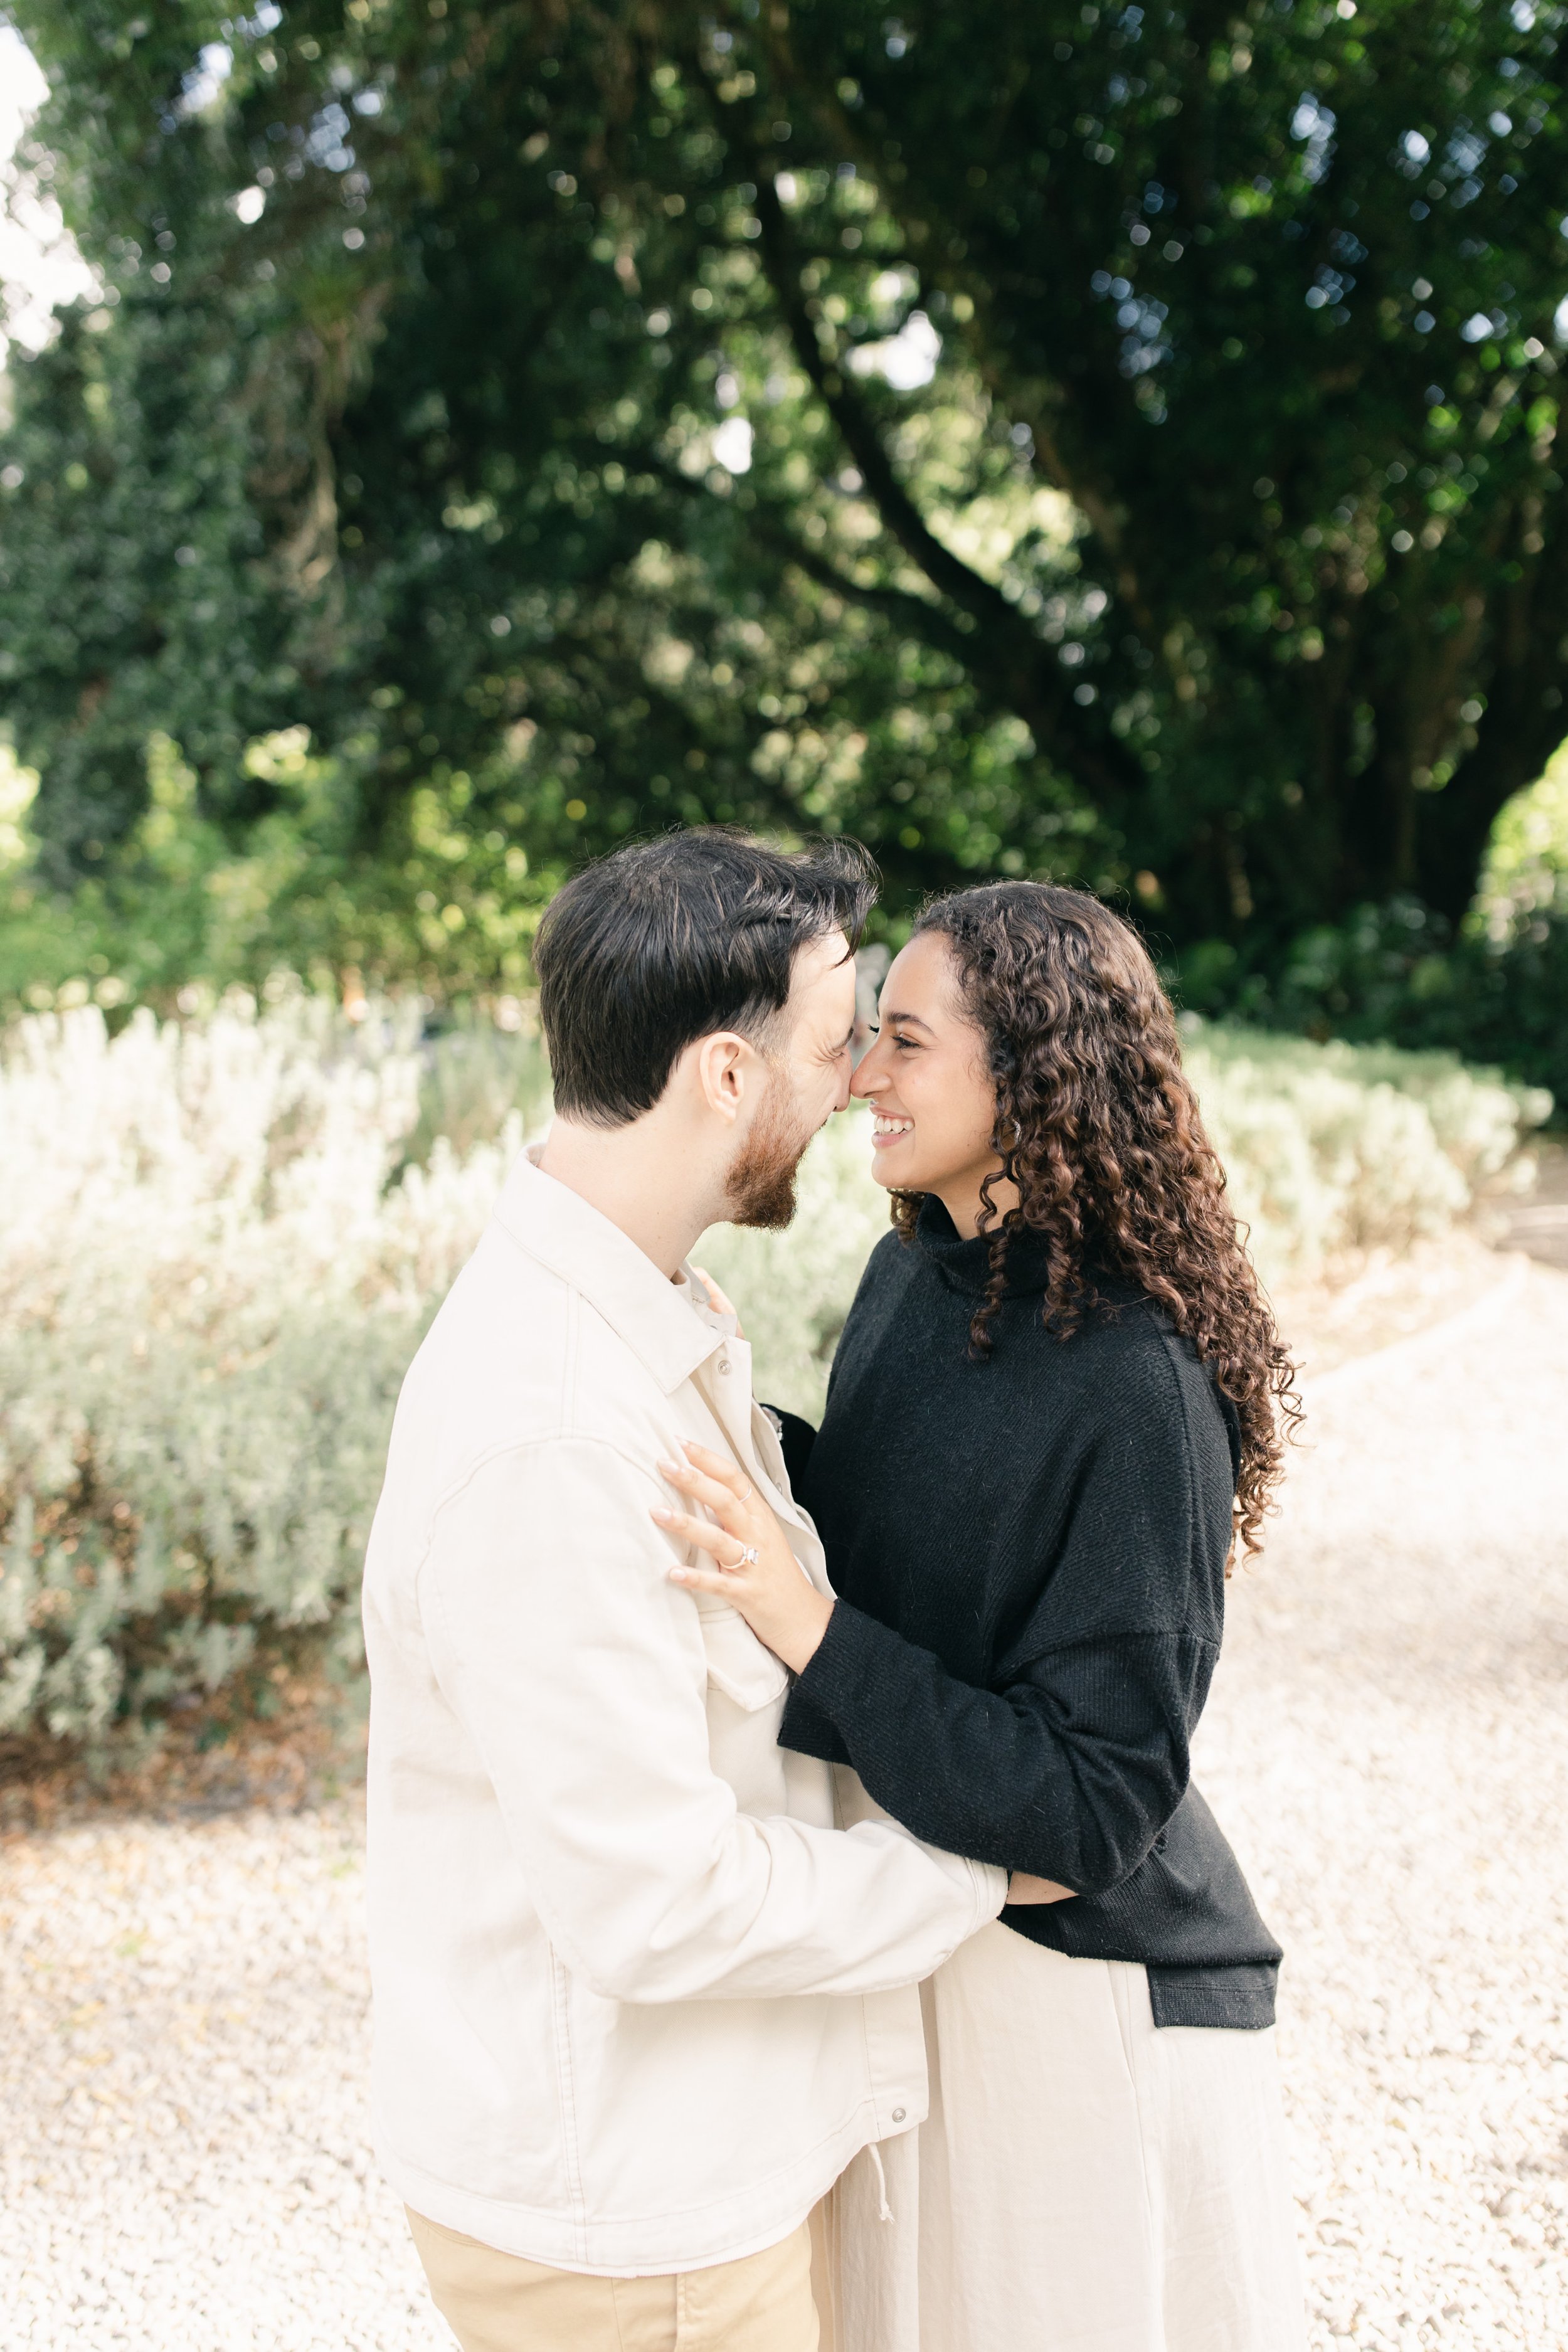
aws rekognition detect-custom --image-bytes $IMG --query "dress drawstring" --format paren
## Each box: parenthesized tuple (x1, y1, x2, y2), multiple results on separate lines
(867, 2140, 894, 2223)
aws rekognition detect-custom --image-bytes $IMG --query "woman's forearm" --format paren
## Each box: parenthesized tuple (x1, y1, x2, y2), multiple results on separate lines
(790, 1600, 1207, 1897)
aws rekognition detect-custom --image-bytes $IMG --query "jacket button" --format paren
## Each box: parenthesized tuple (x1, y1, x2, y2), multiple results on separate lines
(717, 1359, 731, 1375)
(891, 2107, 906, 2123)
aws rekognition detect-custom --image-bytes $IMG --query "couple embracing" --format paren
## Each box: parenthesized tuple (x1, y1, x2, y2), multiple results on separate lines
(362, 830, 1308, 2352)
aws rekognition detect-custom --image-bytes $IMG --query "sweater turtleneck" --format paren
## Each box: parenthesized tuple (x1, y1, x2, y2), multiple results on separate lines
(909, 1194, 1056, 1299)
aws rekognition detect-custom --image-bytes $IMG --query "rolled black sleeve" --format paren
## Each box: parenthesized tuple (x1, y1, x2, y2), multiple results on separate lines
(791, 1609, 1215, 1895)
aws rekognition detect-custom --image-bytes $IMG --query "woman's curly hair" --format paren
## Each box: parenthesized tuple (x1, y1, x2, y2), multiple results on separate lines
(889, 882, 1300, 1560)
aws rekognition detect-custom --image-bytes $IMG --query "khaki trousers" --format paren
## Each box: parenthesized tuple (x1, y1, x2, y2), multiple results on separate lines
(407, 2205, 831, 2352)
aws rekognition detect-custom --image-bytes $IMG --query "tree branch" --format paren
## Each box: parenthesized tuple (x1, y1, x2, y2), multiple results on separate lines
(746, 16, 1150, 622)
(644, 448, 990, 669)
(751, 174, 1026, 636)
(753, 521, 980, 665)
(745, 169, 1147, 808)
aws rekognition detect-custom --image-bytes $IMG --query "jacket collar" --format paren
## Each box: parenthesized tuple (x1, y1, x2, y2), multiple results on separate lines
(491, 1152, 727, 1396)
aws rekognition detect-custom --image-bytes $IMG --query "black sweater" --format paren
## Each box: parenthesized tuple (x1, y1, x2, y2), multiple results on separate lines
(779, 1200, 1282, 2030)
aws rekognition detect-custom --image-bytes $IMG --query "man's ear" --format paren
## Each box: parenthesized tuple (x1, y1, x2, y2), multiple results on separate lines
(689, 1030, 751, 1125)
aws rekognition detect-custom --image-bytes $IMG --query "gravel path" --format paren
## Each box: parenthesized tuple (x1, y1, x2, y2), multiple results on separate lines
(3, 1260, 1565, 2349)
(0, 1809, 440, 2352)
(1202, 1257, 1568, 2347)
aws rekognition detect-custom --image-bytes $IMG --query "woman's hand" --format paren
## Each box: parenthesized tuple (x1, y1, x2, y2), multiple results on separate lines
(656, 1448, 1078, 1892)
(652, 1441, 834, 1675)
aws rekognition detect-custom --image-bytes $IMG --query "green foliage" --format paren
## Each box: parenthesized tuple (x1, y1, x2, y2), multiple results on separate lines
(1173, 747, 1568, 1109)
(1, 986, 1540, 1752)
(1273, 902, 1568, 1109)
(3, 0, 1567, 970)
(0, 725, 558, 1006)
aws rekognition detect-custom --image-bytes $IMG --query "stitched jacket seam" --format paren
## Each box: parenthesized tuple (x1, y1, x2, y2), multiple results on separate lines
(561, 1283, 581, 1440)
(549, 1945, 589, 2265)
(388, 2098, 886, 2235)
(411, 1431, 682, 1620)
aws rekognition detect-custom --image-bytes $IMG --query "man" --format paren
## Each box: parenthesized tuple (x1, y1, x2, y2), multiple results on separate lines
(362, 830, 1006, 2352)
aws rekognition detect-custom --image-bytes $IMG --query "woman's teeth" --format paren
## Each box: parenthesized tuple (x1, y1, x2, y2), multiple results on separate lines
(872, 1115, 913, 1136)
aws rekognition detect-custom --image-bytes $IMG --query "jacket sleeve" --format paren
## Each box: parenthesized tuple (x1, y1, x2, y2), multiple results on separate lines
(418, 1436, 1004, 2005)
(786, 1382, 1225, 1897)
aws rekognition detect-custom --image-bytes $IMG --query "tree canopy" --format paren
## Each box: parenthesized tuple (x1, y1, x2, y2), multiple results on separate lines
(3, 0, 1567, 988)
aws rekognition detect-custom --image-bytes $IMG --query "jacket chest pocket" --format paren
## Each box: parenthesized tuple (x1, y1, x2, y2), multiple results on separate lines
(696, 1602, 790, 1712)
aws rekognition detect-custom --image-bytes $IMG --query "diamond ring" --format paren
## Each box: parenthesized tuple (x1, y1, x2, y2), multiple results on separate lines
(734, 1544, 760, 1569)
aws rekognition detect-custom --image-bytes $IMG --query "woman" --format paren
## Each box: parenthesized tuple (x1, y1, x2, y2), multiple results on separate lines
(654, 882, 1308, 2352)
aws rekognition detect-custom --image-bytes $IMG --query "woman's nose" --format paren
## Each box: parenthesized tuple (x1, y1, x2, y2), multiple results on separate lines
(849, 1047, 881, 1099)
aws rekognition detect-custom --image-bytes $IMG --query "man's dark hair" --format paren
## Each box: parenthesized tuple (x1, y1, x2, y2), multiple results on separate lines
(536, 829, 877, 1127)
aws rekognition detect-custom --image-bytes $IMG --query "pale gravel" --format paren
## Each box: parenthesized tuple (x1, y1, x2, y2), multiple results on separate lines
(1201, 1257, 1568, 2346)
(2, 1261, 1565, 2350)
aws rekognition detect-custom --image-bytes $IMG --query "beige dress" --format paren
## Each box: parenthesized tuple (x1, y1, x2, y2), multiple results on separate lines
(821, 1920, 1309, 2352)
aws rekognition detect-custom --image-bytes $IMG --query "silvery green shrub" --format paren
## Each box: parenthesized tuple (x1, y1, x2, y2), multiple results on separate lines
(1184, 1023, 1547, 1280)
(0, 994, 1544, 1744)
(0, 991, 522, 1743)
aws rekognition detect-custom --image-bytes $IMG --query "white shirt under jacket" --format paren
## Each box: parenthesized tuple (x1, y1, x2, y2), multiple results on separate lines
(362, 1152, 1005, 2277)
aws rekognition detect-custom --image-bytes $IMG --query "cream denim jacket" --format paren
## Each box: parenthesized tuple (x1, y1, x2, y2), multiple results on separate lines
(363, 1153, 1004, 2276)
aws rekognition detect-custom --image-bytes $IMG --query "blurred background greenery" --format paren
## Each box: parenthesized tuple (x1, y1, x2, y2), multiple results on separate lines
(2, 2, 1567, 1757)
(0, 0, 1565, 1094)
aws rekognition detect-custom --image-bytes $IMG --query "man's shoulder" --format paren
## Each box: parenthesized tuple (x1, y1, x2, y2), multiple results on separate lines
(396, 1214, 677, 1473)
(408, 1218, 566, 1400)
(368, 1217, 681, 1588)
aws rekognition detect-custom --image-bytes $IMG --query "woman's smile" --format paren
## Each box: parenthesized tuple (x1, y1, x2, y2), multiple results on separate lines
(849, 931, 1015, 1226)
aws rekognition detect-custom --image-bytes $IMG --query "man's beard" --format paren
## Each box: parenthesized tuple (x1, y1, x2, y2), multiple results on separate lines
(724, 1073, 815, 1231)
